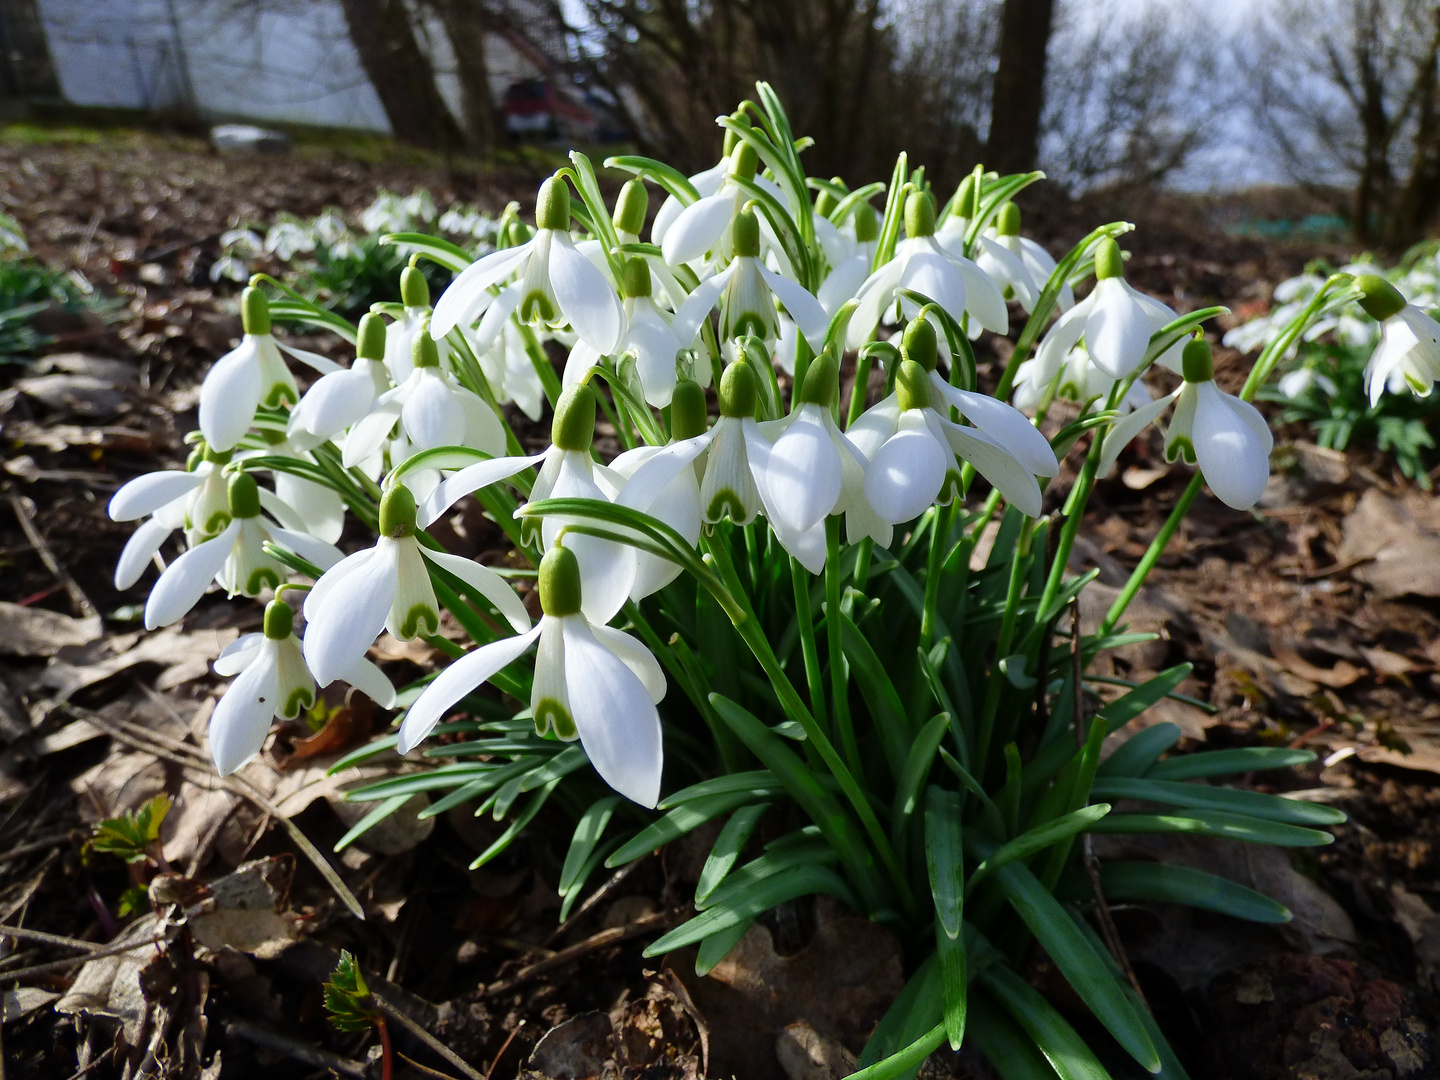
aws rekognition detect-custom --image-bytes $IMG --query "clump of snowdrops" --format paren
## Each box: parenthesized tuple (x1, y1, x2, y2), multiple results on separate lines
(111, 85, 1367, 1078)
(1228, 244, 1440, 486)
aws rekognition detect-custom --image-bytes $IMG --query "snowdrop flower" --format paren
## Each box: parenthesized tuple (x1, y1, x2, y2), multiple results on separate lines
(209, 598, 396, 775)
(143, 473, 343, 629)
(418, 383, 636, 625)
(397, 545, 664, 807)
(288, 312, 393, 449)
(568, 258, 683, 407)
(670, 209, 829, 352)
(342, 329, 507, 469)
(471, 320, 546, 421)
(1357, 274, 1440, 404)
(108, 445, 233, 589)
(817, 202, 880, 316)
(971, 203, 1072, 314)
(847, 191, 1008, 349)
(650, 117, 753, 248)
(607, 181, 687, 313)
(849, 319, 1054, 533)
(1100, 336, 1272, 510)
(610, 379, 708, 599)
(430, 177, 623, 356)
(303, 484, 529, 686)
(245, 431, 346, 545)
(1012, 345, 1152, 414)
(265, 220, 316, 261)
(1277, 366, 1338, 400)
(660, 141, 763, 267)
(383, 266, 436, 383)
(199, 287, 341, 453)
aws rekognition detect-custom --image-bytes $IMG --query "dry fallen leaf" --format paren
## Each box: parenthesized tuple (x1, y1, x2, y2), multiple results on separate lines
(0, 602, 102, 657)
(1337, 489, 1440, 600)
(1271, 637, 1364, 689)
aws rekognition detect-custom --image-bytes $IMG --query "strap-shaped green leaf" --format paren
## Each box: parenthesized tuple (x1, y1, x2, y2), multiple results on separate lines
(606, 790, 764, 868)
(698, 840, 837, 911)
(333, 795, 411, 853)
(518, 745, 590, 792)
(965, 992, 1064, 1080)
(560, 796, 621, 894)
(1088, 809, 1333, 847)
(469, 778, 559, 870)
(1097, 723, 1182, 778)
(695, 918, 752, 976)
(644, 865, 856, 954)
(602, 155, 701, 204)
(1089, 777, 1346, 827)
(966, 805, 1112, 892)
(840, 614, 911, 781)
(1095, 664, 1193, 729)
(696, 803, 769, 904)
(860, 953, 942, 1072)
(925, 787, 964, 939)
(992, 858, 1159, 1073)
(1146, 747, 1317, 782)
(981, 964, 1111, 1080)
(379, 231, 473, 272)
(893, 715, 950, 849)
(1071, 861, 1292, 923)
(659, 770, 782, 809)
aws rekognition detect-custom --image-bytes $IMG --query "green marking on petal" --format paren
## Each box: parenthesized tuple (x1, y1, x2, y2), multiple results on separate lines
(199, 510, 232, 537)
(245, 566, 282, 596)
(520, 291, 555, 325)
(397, 603, 440, 640)
(282, 685, 315, 721)
(1407, 372, 1431, 395)
(1165, 436, 1196, 466)
(534, 698, 577, 740)
(706, 490, 746, 522)
(263, 384, 297, 408)
(938, 469, 963, 505)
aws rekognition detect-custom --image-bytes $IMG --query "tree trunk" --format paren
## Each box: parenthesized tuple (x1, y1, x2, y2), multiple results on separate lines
(338, 0, 463, 152)
(987, 0, 1055, 175)
(431, 0, 498, 151)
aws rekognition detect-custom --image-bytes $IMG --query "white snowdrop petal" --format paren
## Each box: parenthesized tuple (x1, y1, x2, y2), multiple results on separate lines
(340, 657, 397, 709)
(670, 264, 734, 347)
(402, 373, 467, 450)
(564, 339, 602, 387)
(109, 471, 203, 522)
(276, 341, 341, 375)
(818, 253, 870, 316)
(1098, 390, 1178, 475)
(472, 282, 524, 349)
(210, 646, 281, 775)
(942, 424, 1044, 518)
(588, 623, 668, 703)
(342, 403, 402, 469)
(431, 243, 532, 338)
(397, 627, 541, 753)
(623, 305, 682, 407)
(199, 338, 262, 452)
(1033, 295, 1092, 383)
(562, 618, 664, 808)
(549, 234, 624, 354)
(266, 526, 344, 571)
(420, 547, 531, 632)
(144, 521, 240, 630)
(419, 452, 547, 528)
(940, 383, 1059, 477)
(757, 265, 830, 350)
(951, 253, 1010, 333)
(845, 395, 902, 461)
(303, 541, 399, 685)
(302, 546, 371, 621)
(865, 429, 948, 523)
(295, 368, 376, 439)
(616, 435, 711, 514)
(762, 406, 842, 533)
(1192, 383, 1272, 510)
(662, 192, 735, 266)
(1086, 279, 1155, 379)
(214, 633, 265, 677)
(116, 517, 173, 590)
(273, 473, 345, 545)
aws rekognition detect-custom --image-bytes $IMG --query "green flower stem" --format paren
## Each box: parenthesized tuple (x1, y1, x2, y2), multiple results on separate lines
(853, 536, 874, 593)
(446, 330, 527, 459)
(974, 516, 1035, 774)
(704, 532, 915, 916)
(845, 350, 873, 428)
(1098, 474, 1202, 637)
(919, 502, 954, 650)
(790, 555, 829, 733)
(825, 516, 861, 777)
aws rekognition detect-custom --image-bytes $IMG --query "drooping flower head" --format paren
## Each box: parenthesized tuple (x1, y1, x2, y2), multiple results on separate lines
(289, 311, 393, 449)
(1356, 273, 1440, 405)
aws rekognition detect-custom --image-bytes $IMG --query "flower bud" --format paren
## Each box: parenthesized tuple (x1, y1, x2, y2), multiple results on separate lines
(378, 484, 417, 538)
(905, 191, 936, 238)
(797, 353, 838, 407)
(613, 180, 648, 237)
(263, 598, 294, 640)
(901, 316, 938, 372)
(1094, 237, 1125, 281)
(722, 110, 750, 156)
(671, 378, 707, 440)
(996, 202, 1021, 237)
(538, 544, 582, 617)
(412, 327, 441, 369)
(896, 359, 933, 412)
(952, 174, 980, 221)
(551, 383, 596, 451)
(730, 141, 759, 183)
(357, 311, 387, 360)
(203, 445, 234, 466)
(815, 178, 844, 218)
(733, 208, 761, 258)
(718, 360, 757, 418)
(620, 257, 652, 299)
(536, 176, 571, 232)
(228, 472, 262, 519)
(1181, 334, 1214, 383)
(854, 202, 879, 243)
(400, 264, 430, 308)
(241, 286, 271, 336)
(1356, 274, 1406, 321)
(187, 445, 205, 471)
